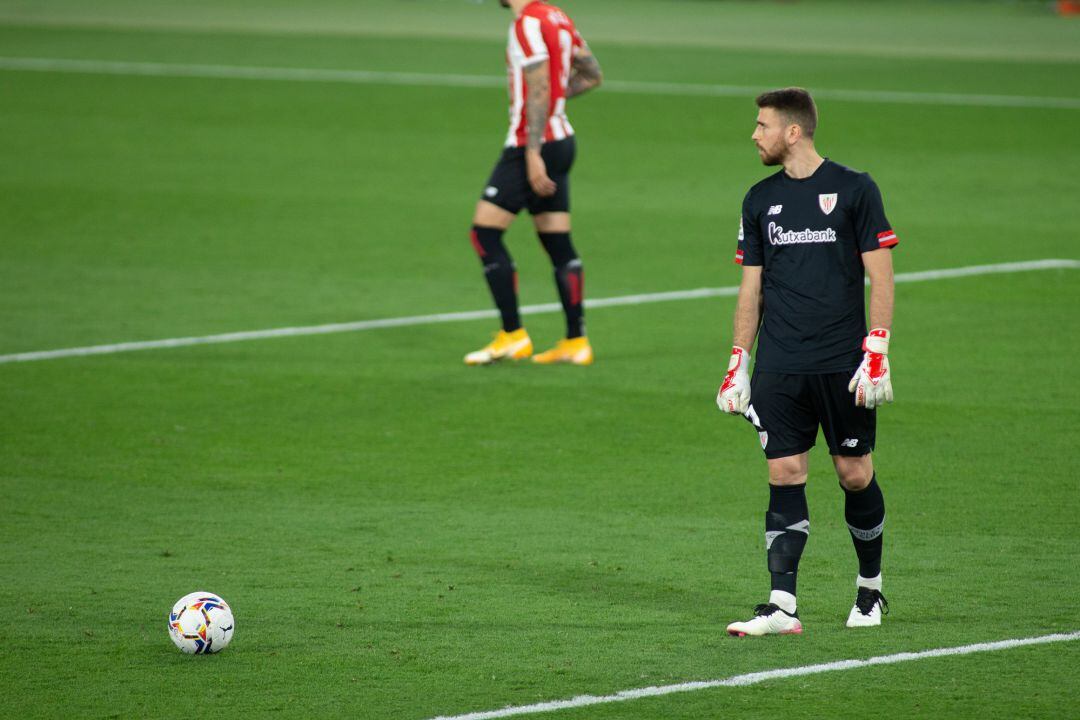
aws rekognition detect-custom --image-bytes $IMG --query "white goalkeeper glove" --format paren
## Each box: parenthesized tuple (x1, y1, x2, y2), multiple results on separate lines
(848, 328, 894, 410)
(717, 346, 752, 414)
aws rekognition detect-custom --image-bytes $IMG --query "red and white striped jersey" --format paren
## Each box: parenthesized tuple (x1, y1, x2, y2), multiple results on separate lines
(504, 1, 584, 148)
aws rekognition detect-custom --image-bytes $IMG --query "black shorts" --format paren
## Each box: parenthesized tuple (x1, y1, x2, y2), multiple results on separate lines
(744, 371, 876, 459)
(480, 137, 575, 215)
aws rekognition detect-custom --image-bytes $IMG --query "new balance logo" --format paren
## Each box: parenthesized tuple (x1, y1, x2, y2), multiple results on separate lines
(767, 204, 783, 215)
(841, 438, 859, 448)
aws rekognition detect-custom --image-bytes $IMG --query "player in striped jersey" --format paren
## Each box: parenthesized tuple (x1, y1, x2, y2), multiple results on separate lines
(465, 0, 602, 366)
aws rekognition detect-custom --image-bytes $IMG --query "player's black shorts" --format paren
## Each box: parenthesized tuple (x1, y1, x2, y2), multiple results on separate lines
(480, 137, 575, 215)
(744, 371, 876, 459)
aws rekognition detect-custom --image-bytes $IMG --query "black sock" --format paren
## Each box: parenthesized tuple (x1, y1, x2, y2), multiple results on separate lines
(766, 484, 810, 596)
(537, 231, 584, 338)
(471, 226, 520, 332)
(844, 474, 885, 578)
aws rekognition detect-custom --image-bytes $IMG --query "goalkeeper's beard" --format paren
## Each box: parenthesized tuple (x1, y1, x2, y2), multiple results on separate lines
(757, 140, 789, 167)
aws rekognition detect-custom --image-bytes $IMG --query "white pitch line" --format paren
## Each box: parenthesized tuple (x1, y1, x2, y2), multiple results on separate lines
(0, 258, 1076, 365)
(427, 629, 1080, 720)
(3, 56, 1080, 110)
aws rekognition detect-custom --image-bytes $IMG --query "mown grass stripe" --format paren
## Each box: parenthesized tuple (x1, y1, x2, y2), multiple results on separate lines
(2, 57, 1080, 110)
(1, 259, 1076, 365)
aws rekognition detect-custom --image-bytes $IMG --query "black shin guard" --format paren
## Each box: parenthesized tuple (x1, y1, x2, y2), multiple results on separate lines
(844, 474, 885, 578)
(766, 484, 810, 595)
(537, 231, 584, 338)
(471, 226, 520, 332)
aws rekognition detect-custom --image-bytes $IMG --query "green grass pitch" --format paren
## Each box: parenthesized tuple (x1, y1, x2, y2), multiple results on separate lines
(1, 1, 1079, 717)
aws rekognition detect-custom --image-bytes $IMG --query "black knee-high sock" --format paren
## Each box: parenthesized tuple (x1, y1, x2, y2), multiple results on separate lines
(766, 484, 810, 596)
(471, 226, 520, 332)
(844, 474, 885, 578)
(537, 231, 584, 338)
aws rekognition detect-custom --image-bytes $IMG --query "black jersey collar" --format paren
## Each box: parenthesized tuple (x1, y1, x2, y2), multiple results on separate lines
(782, 158, 831, 183)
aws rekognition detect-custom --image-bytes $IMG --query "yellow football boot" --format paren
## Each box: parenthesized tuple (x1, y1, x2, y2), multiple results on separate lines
(532, 336, 593, 366)
(464, 328, 533, 366)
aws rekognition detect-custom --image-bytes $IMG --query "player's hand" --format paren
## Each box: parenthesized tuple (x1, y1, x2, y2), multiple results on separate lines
(848, 328, 894, 410)
(717, 346, 752, 414)
(526, 149, 557, 197)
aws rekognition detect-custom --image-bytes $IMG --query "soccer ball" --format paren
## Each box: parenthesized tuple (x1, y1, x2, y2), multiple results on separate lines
(168, 591, 235, 654)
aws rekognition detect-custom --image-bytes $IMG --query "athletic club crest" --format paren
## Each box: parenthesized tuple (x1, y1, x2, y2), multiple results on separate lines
(819, 193, 838, 215)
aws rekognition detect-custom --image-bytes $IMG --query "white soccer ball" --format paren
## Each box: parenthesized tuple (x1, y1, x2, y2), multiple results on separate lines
(168, 591, 235, 654)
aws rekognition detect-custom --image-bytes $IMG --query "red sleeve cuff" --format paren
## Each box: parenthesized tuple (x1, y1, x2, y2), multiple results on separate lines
(877, 230, 899, 248)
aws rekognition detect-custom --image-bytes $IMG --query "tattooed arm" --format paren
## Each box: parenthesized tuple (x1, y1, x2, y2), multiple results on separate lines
(567, 46, 603, 99)
(523, 59, 556, 197)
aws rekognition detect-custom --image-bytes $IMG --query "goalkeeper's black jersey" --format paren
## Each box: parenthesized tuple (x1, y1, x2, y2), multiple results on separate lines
(734, 159, 899, 374)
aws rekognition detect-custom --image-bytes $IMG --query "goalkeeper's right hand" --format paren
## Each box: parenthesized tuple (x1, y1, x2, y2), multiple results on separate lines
(717, 346, 751, 415)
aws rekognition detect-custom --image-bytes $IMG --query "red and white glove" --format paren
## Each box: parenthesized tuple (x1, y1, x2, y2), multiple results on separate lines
(849, 328, 893, 409)
(717, 346, 752, 414)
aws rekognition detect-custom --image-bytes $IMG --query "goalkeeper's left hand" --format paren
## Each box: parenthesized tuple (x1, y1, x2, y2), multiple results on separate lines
(848, 328, 893, 410)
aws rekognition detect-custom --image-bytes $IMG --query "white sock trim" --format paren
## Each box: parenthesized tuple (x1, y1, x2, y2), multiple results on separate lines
(856, 574, 883, 591)
(769, 590, 797, 614)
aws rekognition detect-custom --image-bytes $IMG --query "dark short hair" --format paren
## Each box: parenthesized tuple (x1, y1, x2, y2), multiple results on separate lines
(756, 87, 818, 139)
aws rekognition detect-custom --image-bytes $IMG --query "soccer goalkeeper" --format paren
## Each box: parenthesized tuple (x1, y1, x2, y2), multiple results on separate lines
(717, 88, 898, 636)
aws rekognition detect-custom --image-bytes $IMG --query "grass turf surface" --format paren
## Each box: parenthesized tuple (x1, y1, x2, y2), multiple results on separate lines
(2, 1, 1079, 718)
